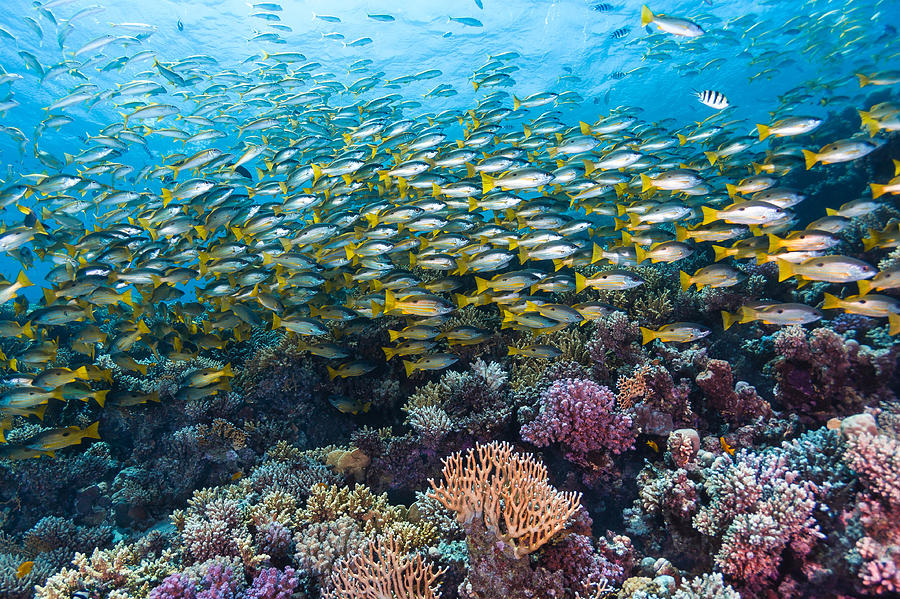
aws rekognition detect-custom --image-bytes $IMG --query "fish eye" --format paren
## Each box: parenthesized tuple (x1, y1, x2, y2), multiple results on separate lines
(776, 309, 784, 313)
(859, 300, 866, 304)
(816, 263, 824, 267)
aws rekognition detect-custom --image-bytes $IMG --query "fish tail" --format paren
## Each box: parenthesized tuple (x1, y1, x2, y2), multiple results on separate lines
(382, 346, 394, 361)
(679, 270, 692, 292)
(640, 327, 658, 345)
(776, 258, 796, 282)
(700, 205, 719, 225)
(857, 279, 873, 295)
(403, 360, 415, 377)
(575, 272, 587, 293)
(862, 229, 879, 252)
(634, 244, 648, 264)
(84, 421, 101, 440)
(889, 312, 900, 336)
(711, 245, 730, 262)
(821, 293, 843, 311)
(802, 149, 818, 170)
(721, 310, 738, 331)
(641, 5, 654, 26)
(870, 183, 887, 199)
(856, 73, 870, 87)
(513, 96, 521, 110)
(756, 123, 770, 141)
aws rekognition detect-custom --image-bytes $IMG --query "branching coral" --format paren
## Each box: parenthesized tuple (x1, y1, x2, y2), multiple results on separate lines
(692, 450, 823, 593)
(428, 441, 581, 559)
(324, 535, 445, 599)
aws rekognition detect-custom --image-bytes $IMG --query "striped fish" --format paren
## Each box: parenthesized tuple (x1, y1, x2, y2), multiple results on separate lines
(696, 89, 729, 110)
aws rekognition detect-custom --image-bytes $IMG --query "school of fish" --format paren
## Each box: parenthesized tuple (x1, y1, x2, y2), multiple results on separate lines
(0, 0, 899, 458)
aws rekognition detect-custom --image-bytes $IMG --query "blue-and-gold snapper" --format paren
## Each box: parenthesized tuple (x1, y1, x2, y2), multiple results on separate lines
(0, 0, 897, 458)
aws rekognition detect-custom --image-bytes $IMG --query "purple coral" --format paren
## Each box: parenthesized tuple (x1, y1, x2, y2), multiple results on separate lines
(150, 573, 197, 599)
(521, 378, 635, 466)
(770, 326, 896, 421)
(695, 360, 770, 426)
(538, 533, 618, 595)
(244, 567, 298, 599)
(693, 451, 823, 592)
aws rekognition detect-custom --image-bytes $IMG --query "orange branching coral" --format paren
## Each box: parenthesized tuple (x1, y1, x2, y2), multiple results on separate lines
(427, 441, 581, 559)
(615, 362, 651, 410)
(323, 535, 446, 599)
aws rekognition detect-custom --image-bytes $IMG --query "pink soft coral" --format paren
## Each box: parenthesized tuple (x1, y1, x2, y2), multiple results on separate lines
(521, 378, 635, 466)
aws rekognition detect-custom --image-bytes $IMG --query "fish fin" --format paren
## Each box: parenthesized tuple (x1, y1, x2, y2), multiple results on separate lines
(857, 279, 872, 295)
(889, 312, 900, 336)
(711, 245, 730, 262)
(721, 310, 738, 331)
(403, 359, 415, 377)
(640, 5, 654, 26)
(822, 293, 843, 310)
(679, 270, 691, 292)
(634, 244, 648, 264)
(776, 258, 796, 282)
(640, 327, 657, 345)
(756, 124, 770, 141)
(575, 272, 587, 293)
(802, 149, 818, 170)
(870, 183, 887, 199)
(700, 206, 719, 225)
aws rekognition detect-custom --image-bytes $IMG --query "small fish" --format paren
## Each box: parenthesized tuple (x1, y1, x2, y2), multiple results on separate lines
(646, 440, 659, 452)
(328, 394, 371, 414)
(640, 322, 711, 344)
(314, 14, 342, 22)
(506, 344, 563, 358)
(641, 5, 704, 37)
(16, 561, 34, 578)
(610, 27, 629, 39)
(821, 293, 900, 318)
(695, 89, 729, 110)
(449, 17, 483, 27)
(368, 14, 395, 22)
(26, 421, 100, 451)
(326, 360, 377, 380)
(722, 303, 823, 329)
(402, 353, 459, 376)
(719, 437, 735, 455)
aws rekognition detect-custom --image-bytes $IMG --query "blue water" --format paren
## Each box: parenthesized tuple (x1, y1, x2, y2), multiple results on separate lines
(0, 0, 896, 293)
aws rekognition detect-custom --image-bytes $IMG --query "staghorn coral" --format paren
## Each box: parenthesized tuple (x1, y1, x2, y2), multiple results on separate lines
(0, 551, 58, 599)
(672, 572, 741, 599)
(36, 543, 178, 599)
